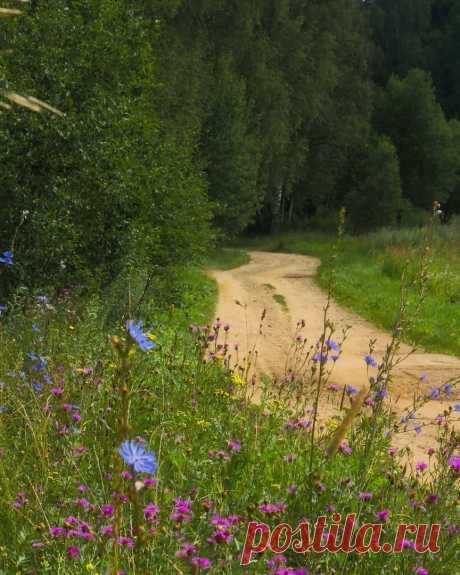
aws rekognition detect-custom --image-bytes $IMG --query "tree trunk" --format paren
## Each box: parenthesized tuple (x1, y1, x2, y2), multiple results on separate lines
(288, 194, 295, 225)
(271, 182, 283, 234)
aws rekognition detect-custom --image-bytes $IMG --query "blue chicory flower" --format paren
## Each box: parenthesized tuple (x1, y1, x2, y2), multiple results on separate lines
(118, 440, 158, 475)
(325, 339, 339, 352)
(364, 355, 377, 368)
(443, 383, 453, 396)
(0, 251, 13, 266)
(126, 320, 156, 352)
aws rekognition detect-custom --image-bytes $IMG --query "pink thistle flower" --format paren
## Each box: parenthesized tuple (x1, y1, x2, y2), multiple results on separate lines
(100, 525, 114, 537)
(359, 492, 373, 502)
(227, 439, 241, 452)
(339, 440, 352, 455)
(190, 557, 212, 569)
(117, 536, 135, 548)
(375, 509, 389, 522)
(258, 502, 287, 516)
(101, 504, 115, 516)
(448, 456, 460, 471)
(49, 527, 66, 537)
(416, 461, 428, 472)
(66, 546, 80, 559)
(175, 542, 197, 558)
(143, 502, 160, 521)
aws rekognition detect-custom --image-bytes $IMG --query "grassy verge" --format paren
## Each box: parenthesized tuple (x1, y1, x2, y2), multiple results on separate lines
(204, 248, 250, 271)
(236, 220, 460, 356)
(1, 253, 460, 574)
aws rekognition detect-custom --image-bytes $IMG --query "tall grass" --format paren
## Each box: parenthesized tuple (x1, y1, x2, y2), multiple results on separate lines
(1, 232, 460, 574)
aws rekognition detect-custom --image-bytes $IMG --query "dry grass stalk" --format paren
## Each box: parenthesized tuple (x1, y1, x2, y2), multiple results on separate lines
(0, 7, 23, 17)
(326, 386, 368, 457)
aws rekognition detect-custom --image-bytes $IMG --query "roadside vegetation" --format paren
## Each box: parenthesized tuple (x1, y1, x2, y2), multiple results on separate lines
(1, 250, 460, 575)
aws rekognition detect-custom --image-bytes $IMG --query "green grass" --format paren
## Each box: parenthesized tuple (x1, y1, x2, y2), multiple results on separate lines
(1, 258, 460, 574)
(236, 219, 460, 356)
(204, 247, 250, 270)
(273, 292, 288, 311)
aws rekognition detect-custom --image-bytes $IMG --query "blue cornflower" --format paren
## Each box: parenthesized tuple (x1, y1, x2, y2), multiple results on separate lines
(32, 382, 43, 393)
(118, 440, 158, 475)
(35, 296, 49, 304)
(414, 425, 422, 434)
(346, 385, 358, 395)
(27, 353, 47, 372)
(429, 387, 440, 400)
(375, 389, 387, 399)
(126, 320, 156, 352)
(0, 304, 6, 314)
(0, 251, 13, 266)
(453, 404, 460, 412)
(443, 383, 453, 396)
(0, 406, 8, 414)
(312, 353, 328, 363)
(325, 339, 340, 352)
(364, 355, 377, 368)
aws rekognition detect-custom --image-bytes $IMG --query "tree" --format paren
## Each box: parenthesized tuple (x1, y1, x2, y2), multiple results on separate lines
(346, 135, 402, 230)
(373, 69, 458, 209)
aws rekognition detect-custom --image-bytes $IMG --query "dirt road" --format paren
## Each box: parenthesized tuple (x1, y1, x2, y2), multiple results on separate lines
(210, 251, 460, 460)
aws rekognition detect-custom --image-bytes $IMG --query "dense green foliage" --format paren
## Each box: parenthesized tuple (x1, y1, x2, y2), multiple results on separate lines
(2, 0, 460, 295)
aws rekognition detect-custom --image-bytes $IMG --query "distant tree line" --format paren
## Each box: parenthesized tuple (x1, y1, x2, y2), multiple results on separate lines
(1, 0, 459, 291)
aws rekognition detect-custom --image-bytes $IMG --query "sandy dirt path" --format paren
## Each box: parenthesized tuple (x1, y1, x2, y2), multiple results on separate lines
(210, 251, 460, 460)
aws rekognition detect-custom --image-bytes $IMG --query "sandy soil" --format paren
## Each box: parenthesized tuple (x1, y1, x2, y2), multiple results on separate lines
(210, 251, 460, 461)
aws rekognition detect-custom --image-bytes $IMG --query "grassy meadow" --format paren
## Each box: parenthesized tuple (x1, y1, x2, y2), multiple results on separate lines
(1, 230, 460, 575)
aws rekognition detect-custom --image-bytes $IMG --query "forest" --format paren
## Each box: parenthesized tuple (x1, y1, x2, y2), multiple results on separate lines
(1, 0, 460, 292)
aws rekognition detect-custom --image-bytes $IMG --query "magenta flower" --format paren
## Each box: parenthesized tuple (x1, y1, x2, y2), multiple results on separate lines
(101, 504, 115, 516)
(339, 440, 352, 455)
(175, 542, 197, 558)
(190, 557, 212, 569)
(143, 502, 160, 521)
(448, 456, 460, 471)
(66, 546, 80, 559)
(416, 461, 428, 472)
(359, 492, 373, 502)
(170, 497, 193, 523)
(426, 494, 439, 505)
(375, 509, 389, 522)
(414, 568, 428, 575)
(259, 502, 287, 516)
(49, 527, 66, 537)
(117, 536, 135, 548)
(227, 439, 241, 452)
